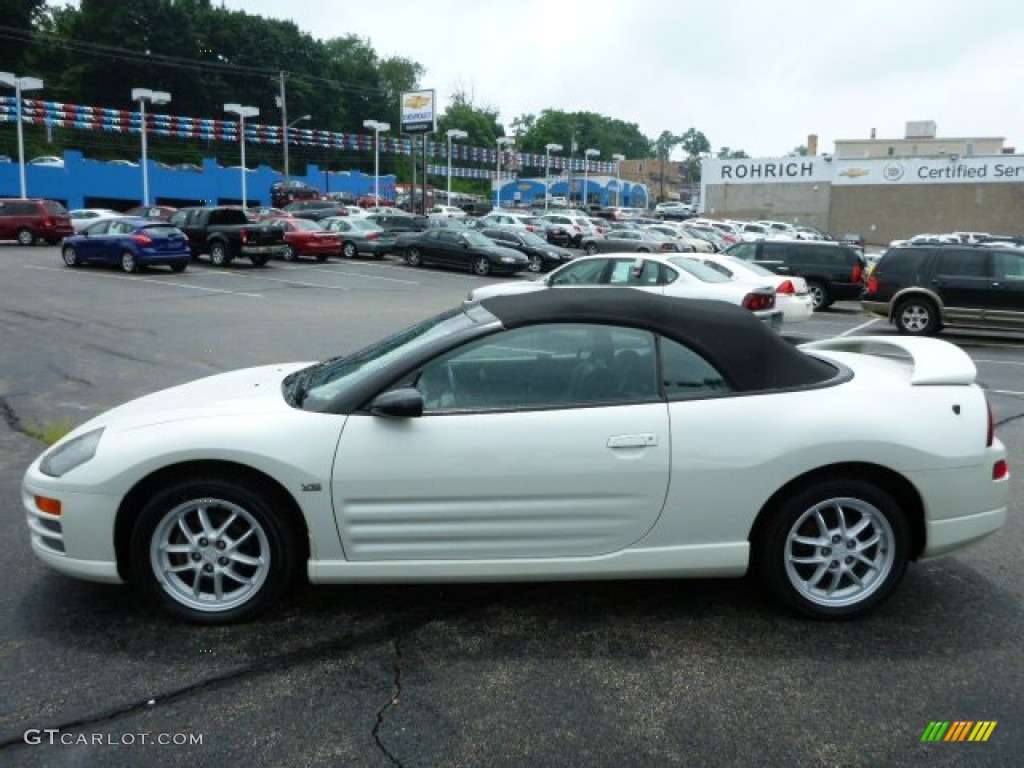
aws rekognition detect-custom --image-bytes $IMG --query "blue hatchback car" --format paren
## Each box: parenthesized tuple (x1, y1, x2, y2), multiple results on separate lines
(60, 217, 191, 273)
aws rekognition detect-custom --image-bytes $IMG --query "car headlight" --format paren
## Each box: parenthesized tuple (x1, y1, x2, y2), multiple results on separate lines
(500, 257, 517, 263)
(39, 428, 104, 478)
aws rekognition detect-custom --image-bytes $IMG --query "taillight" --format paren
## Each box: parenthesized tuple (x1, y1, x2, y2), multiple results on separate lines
(43, 216, 54, 227)
(867, 275, 879, 293)
(777, 280, 795, 294)
(993, 460, 1009, 480)
(852, 262, 863, 283)
(240, 229, 249, 244)
(365, 232, 378, 240)
(131, 233, 153, 245)
(742, 292, 775, 311)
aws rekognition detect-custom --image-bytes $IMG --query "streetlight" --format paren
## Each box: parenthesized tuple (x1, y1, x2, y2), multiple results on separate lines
(445, 128, 468, 203)
(612, 153, 625, 208)
(283, 114, 310, 181)
(544, 143, 563, 211)
(582, 148, 600, 211)
(363, 119, 390, 205)
(132, 88, 171, 206)
(495, 136, 515, 209)
(0, 72, 44, 199)
(224, 103, 259, 207)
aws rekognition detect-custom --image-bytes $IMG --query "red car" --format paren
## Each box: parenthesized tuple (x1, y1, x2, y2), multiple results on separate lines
(0, 198, 74, 245)
(268, 218, 341, 262)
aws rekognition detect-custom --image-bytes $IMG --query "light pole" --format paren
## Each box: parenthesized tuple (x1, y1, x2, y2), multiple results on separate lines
(0, 72, 44, 199)
(445, 128, 467, 203)
(582, 148, 600, 211)
(612, 153, 625, 208)
(495, 136, 515, 209)
(224, 103, 259, 207)
(131, 88, 171, 206)
(283, 114, 310, 180)
(363, 119, 390, 205)
(544, 143, 563, 211)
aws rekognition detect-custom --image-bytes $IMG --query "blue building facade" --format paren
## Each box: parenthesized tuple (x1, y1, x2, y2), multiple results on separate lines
(494, 176, 648, 209)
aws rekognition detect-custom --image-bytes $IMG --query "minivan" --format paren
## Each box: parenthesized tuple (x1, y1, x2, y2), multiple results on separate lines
(0, 198, 74, 245)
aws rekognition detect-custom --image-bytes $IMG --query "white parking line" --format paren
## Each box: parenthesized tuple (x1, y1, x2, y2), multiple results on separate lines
(837, 317, 880, 336)
(24, 265, 264, 298)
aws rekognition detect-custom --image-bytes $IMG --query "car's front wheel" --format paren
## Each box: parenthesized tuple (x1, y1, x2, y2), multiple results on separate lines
(895, 297, 940, 335)
(406, 247, 423, 267)
(129, 476, 301, 624)
(121, 250, 138, 273)
(471, 256, 492, 276)
(756, 477, 909, 620)
(61, 245, 80, 267)
(281, 244, 297, 262)
(526, 255, 544, 273)
(342, 241, 358, 259)
(583, 242, 599, 255)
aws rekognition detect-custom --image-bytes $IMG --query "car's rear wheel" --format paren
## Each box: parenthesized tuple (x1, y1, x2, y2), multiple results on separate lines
(129, 476, 301, 624)
(895, 297, 940, 335)
(17, 228, 36, 246)
(471, 256, 491, 276)
(209, 243, 230, 267)
(121, 250, 138, 273)
(806, 280, 830, 310)
(61, 245, 80, 267)
(756, 477, 909, 620)
(527, 254, 544, 273)
(584, 242, 599, 255)
(406, 247, 423, 267)
(342, 241, 358, 259)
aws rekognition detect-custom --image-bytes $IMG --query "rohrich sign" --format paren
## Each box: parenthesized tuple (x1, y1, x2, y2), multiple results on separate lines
(703, 155, 1024, 187)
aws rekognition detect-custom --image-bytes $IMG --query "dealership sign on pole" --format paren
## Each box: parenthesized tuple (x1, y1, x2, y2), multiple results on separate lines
(400, 89, 436, 135)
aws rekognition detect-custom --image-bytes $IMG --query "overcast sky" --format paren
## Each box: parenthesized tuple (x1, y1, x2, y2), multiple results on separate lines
(228, 0, 1022, 159)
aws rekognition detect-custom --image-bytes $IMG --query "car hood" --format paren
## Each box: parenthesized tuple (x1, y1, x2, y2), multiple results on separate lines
(65, 362, 313, 437)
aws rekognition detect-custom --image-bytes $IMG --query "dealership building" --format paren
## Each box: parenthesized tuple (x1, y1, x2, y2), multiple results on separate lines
(699, 123, 1024, 245)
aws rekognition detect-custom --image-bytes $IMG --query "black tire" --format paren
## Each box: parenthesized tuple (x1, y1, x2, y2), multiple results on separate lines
(250, 255, 269, 266)
(282, 244, 297, 262)
(171, 261, 188, 273)
(61, 244, 80, 267)
(527, 254, 544, 273)
(584, 242, 599, 255)
(129, 475, 302, 624)
(471, 256, 491, 276)
(755, 477, 909, 620)
(17, 228, 36, 246)
(342, 241, 358, 259)
(806, 280, 831, 310)
(895, 296, 940, 335)
(121, 250, 138, 274)
(209, 243, 230, 267)
(406, 247, 423, 267)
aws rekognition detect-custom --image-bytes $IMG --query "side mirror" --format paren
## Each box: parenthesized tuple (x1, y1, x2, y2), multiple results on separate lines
(368, 387, 424, 418)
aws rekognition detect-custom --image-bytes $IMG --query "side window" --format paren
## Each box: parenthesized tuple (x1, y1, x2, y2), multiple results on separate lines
(727, 242, 756, 261)
(109, 221, 132, 235)
(549, 259, 610, 285)
(992, 251, 1024, 280)
(608, 259, 661, 286)
(660, 338, 731, 398)
(761, 242, 786, 261)
(415, 324, 658, 411)
(934, 250, 988, 278)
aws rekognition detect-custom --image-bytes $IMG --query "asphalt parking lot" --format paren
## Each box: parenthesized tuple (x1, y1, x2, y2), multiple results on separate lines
(1, 244, 1022, 767)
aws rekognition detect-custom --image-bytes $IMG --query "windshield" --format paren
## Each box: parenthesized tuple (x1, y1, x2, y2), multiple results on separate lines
(292, 308, 480, 411)
(667, 257, 732, 283)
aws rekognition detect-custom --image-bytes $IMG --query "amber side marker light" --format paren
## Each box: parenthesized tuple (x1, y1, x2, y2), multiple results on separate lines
(35, 496, 62, 515)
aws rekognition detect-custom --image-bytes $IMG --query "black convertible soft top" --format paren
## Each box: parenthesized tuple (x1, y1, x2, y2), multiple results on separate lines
(480, 288, 837, 392)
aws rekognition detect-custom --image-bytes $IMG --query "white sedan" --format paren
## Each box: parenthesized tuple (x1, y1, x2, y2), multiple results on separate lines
(683, 253, 815, 324)
(467, 253, 784, 330)
(23, 290, 1009, 624)
(69, 208, 124, 233)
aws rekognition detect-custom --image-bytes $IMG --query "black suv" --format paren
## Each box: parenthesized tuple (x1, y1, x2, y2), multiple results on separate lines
(861, 244, 1024, 335)
(725, 239, 865, 309)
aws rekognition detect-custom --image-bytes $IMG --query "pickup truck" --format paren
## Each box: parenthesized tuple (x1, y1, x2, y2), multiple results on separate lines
(168, 206, 286, 266)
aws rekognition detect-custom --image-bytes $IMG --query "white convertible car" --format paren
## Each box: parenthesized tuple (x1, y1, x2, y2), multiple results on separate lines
(23, 290, 1009, 623)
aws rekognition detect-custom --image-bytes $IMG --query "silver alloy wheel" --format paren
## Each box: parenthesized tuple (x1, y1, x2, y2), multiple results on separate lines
(343, 241, 357, 259)
(472, 256, 491, 276)
(807, 282, 827, 309)
(150, 497, 271, 613)
(527, 255, 543, 272)
(121, 250, 137, 273)
(584, 242, 598, 255)
(282, 244, 296, 262)
(784, 496, 895, 608)
(62, 245, 79, 267)
(210, 244, 228, 266)
(17, 228, 35, 246)
(899, 303, 931, 333)
(406, 247, 422, 266)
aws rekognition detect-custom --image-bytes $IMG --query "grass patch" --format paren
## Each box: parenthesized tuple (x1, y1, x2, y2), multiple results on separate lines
(25, 420, 77, 446)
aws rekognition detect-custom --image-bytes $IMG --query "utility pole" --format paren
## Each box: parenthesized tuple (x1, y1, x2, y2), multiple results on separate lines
(276, 71, 289, 179)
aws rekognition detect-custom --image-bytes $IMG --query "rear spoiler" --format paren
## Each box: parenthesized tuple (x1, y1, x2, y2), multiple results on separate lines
(800, 336, 977, 385)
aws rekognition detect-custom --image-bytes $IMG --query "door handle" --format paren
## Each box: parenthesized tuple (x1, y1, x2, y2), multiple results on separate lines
(607, 433, 658, 449)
